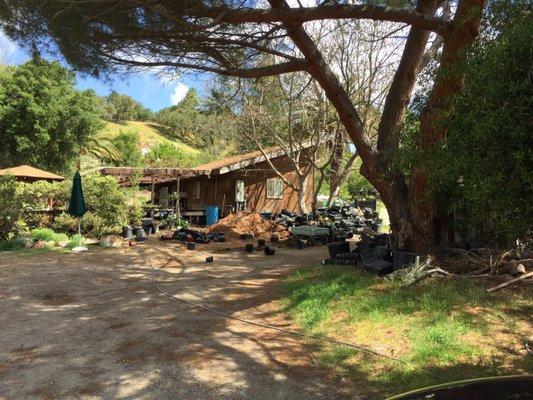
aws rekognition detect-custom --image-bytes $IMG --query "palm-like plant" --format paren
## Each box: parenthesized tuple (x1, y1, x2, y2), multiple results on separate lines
(80, 133, 119, 162)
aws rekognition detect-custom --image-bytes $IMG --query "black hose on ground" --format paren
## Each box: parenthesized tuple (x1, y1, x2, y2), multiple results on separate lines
(135, 247, 405, 364)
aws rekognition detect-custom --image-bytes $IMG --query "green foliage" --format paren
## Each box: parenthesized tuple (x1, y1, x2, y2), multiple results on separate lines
(0, 57, 103, 173)
(66, 234, 86, 249)
(17, 174, 131, 236)
(53, 212, 78, 233)
(17, 180, 67, 210)
(109, 130, 143, 166)
(345, 169, 373, 199)
(99, 91, 152, 122)
(30, 228, 68, 244)
(145, 142, 188, 167)
(0, 175, 23, 240)
(155, 88, 237, 157)
(81, 174, 129, 232)
(430, 3, 532, 245)
(0, 237, 26, 251)
(156, 89, 200, 139)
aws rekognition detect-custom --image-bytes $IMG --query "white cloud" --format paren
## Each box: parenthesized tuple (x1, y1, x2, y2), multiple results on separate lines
(170, 82, 189, 105)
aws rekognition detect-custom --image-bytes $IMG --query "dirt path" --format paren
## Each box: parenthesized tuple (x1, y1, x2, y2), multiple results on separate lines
(0, 241, 358, 400)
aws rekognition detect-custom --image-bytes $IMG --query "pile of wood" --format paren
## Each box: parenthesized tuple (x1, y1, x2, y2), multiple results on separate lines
(387, 245, 533, 291)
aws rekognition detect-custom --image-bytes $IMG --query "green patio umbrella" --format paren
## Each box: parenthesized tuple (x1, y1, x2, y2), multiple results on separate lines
(68, 171, 87, 252)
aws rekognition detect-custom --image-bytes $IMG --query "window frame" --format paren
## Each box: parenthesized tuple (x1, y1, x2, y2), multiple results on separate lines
(266, 178, 284, 199)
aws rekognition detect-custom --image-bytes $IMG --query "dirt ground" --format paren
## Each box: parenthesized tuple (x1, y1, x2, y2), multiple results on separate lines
(0, 240, 359, 400)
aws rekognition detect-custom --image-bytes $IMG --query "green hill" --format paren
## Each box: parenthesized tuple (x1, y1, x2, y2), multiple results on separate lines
(101, 120, 200, 155)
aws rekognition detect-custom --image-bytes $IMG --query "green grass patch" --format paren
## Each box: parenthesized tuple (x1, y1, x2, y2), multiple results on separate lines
(30, 228, 69, 245)
(282, 265, 532, 396)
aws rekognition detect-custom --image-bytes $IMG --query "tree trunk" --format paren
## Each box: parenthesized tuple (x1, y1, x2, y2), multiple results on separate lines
(327, 131, 344, 207)
(270, 0, 484, 252)
(297, 175, 309, 214)
(408, 0, 485, 252)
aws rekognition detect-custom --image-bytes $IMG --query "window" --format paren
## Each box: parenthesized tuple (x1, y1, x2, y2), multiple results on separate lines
(193, 181, 201, 199)
(266, 178, 284, 199)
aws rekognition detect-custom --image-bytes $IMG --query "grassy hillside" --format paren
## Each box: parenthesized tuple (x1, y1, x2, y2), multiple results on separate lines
(101, 120, 200, 155)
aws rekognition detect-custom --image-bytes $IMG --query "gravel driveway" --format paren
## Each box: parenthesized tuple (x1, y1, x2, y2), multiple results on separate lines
(0, 242, 357, 399)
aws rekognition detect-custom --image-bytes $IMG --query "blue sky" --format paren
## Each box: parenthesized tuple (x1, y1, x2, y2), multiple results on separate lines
(0, 30, 205, 111)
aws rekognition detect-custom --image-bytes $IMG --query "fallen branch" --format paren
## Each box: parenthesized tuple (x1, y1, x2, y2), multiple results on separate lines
(486, 271, 533, 293)
(386, 256, 454, 286)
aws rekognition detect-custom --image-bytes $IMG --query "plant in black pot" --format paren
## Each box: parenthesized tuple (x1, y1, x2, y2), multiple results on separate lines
(128, 204, 144, 238)
(165, 213, 178, 230)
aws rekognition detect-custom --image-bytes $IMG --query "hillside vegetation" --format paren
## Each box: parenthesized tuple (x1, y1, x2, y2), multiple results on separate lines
(101, 120, 200, 156)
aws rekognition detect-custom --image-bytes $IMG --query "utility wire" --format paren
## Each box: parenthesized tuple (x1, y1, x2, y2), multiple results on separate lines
(136, 247, 405, 364)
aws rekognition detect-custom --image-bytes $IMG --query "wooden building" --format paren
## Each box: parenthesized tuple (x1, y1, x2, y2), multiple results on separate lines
(100, 147, 314, 219)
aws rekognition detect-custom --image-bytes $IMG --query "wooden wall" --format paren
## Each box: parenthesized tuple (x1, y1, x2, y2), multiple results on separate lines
(154, 155, 314, 215)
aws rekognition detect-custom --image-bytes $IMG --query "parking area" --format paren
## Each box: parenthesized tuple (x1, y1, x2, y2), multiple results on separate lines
(0, 242, 356, 400)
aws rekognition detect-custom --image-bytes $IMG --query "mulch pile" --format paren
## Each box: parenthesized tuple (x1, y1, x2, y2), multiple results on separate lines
(207, 212, 289, 241)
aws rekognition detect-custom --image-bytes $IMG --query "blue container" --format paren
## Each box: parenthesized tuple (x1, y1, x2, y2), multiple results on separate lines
(205, 206, 219, 226)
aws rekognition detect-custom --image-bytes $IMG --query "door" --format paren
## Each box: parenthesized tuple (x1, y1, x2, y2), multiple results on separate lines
(235, 180, 245, 211)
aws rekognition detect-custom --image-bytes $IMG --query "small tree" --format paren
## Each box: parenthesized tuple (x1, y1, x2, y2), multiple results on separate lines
(0, 175, 22, 240)
(109, 131, 143, 167)
(0, 56, 103, 173)
(144, 143, 188, 168)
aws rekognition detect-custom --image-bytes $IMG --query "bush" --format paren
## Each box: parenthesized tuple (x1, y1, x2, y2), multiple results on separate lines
(80, 174, 129, 231)
(0, 175, 23, 240)
(0, 237, 27, 251)
(429, 3, 532, 245)
(66, 234, 86, 249)
(53, 212, 78, 233)
(80, 211, 120, 237)
(13, 173, 132, 238)
(30, 228, 68, 245)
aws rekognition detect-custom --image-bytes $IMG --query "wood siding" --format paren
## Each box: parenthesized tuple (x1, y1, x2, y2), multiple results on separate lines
(154, 155, 314, 215)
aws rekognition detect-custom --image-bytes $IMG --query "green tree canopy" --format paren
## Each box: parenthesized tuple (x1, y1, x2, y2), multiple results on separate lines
(99, 91, 152, 122)
(155, 89, 200, 139)
(0, 57, 103, 173)
(109, 130, 143, 167)
(428, 2, 532, 245)
(144, 142, 187, 168)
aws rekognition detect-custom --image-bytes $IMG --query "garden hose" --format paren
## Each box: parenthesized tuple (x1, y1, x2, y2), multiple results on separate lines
(135, 247, 405, 364)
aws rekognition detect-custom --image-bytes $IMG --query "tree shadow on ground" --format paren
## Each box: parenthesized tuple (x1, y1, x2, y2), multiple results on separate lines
(0, 243, 355, 399)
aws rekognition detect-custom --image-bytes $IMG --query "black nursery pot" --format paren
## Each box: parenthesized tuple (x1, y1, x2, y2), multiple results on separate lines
(122, 226, 133, 239)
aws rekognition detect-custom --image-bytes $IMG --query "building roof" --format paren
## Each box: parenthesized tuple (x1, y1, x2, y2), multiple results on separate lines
(99, 143, 316, 185)
(191, 146, 286, 175)
(0, 165, 65, 181)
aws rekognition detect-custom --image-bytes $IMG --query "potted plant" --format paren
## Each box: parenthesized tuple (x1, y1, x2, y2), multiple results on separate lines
(128, 205, 144, 238)
(165, 213, 178, 230)
(119, 213, 133, 239)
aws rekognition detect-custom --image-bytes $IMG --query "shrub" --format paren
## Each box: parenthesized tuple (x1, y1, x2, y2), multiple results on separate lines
(0, 175, 23, 240)
(30, 228, 68, 245)
(429, 3, 532, 245)
(53, 212, 78, 233)
(80, 174, 129, 233)
(66, 234, 86, 249)
(0, 237, 27, 251)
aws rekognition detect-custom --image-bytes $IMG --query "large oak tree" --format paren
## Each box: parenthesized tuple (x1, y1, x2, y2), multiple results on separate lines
(0, 0, 486, 251)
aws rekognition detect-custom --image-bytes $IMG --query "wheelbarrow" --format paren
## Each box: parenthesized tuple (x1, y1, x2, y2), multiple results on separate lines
(288, 225, 331, 249)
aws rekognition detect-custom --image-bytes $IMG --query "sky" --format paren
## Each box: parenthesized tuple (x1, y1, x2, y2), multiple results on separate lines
(0, 30, 204, 111)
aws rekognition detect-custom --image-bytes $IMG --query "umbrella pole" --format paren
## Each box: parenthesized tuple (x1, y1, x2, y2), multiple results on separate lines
(78, 219, 82, 247)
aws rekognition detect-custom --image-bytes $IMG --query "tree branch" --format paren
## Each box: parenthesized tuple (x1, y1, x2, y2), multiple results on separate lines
(102, 53, 309, 78)
(191, 4, 451, 37)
